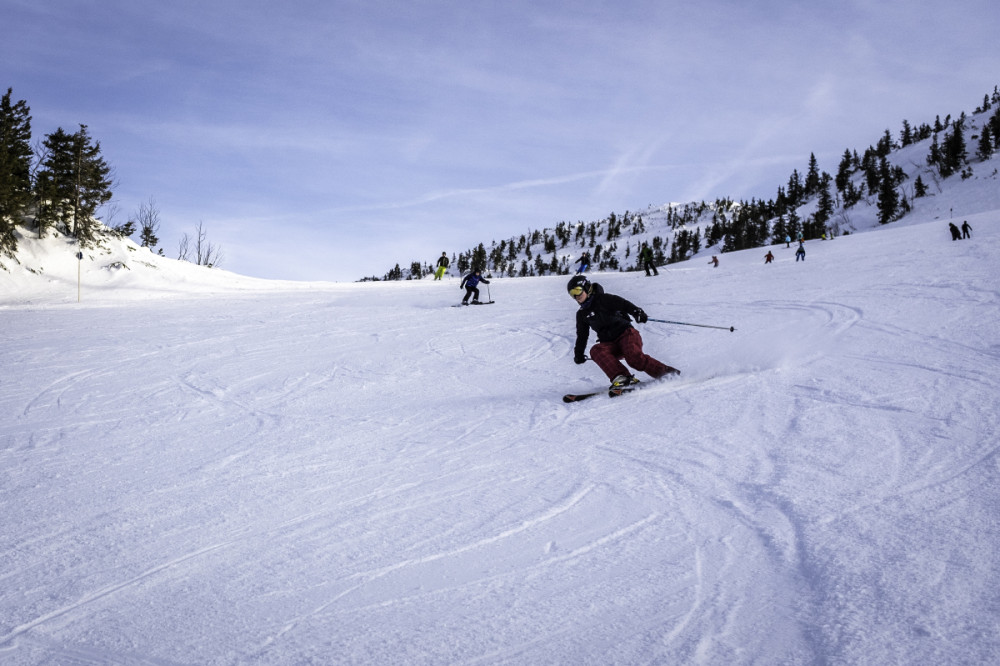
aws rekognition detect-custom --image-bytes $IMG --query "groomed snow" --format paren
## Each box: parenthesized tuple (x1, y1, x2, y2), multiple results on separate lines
(1, 210, 998, 664)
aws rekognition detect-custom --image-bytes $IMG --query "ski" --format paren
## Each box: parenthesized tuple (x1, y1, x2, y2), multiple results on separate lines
(452, 301, 496, 307)
(563, 370, 679, 403)
(562, 386, 637, 402)
(563, 391, 600, 403)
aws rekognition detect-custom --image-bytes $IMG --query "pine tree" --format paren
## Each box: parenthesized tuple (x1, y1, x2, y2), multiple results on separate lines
(786, 208, 801, 241)
(976, 124, 993, 161)
(770, 214, 787, 244)
(835, 149, 853, 195)
(471, 243, 487, 273)
(900, 119, 914, 147)
(36, 125, 113, 244)
(876, 156, 898, 224)
(0, 88, 32, 257)
(926, 133, 942, 168)
(876, 129, 894, 157)
(843, 180, 862, 208)
(35, 127, 75, 237)
(815, 173, 834, 225)
(990, 108, 1000, 149)
(786, 169, 804, 207)
(863, 148, 881, 194)
(804, 153, 821, 196)
(939, 120, 967, 177)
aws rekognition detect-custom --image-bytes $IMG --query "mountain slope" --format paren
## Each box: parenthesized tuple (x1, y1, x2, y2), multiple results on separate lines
(1, 208, 998, 663)
(397, 94, 1000, 281)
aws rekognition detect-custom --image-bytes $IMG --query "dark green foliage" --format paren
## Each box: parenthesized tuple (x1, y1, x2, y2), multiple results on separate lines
(470, 243, 487, 273)
(669, 229, 696, 263)
(937, 117, 967, 178)
(876, 129, 894, 157)
(989, 108, 1000, 149)
(842, 180, 863, 208)
(926, 133, 942, 168)
(815, 173, 834, 226)
(804, 154, 821, 197)
(861, 147, 881, 193)
(976, 124, 993, 161)
(111, 219, 136, 238)
(835, 149, 854, 194)
(786, 169, 804, 208)
(900, 120, 914, 147)
(785, 208, 801, 242)
(36, 124, 113, 245)
(0, 88, 32, 256)
(770, 214, 787, 244)
(876, 156, 899, 225)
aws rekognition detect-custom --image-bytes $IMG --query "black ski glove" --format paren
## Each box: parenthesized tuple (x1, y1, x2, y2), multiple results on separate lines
(633, 308, 648, 324)
(574, 354, 587, 365)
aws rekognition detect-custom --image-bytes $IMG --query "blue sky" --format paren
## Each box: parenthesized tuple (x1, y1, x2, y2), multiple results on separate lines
(4, 0, 998, 281)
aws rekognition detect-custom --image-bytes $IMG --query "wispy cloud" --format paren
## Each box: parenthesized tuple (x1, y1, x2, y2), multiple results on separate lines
(4, 0, 998, 280)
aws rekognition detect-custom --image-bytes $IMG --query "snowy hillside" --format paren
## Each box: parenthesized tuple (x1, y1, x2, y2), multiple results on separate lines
(2, 197, 998, 663)
(402, 99, 1000, 282)
(0, 230, 323, 306)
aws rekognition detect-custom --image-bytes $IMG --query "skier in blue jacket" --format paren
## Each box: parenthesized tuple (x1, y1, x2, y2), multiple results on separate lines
(460, 270, 490, 304)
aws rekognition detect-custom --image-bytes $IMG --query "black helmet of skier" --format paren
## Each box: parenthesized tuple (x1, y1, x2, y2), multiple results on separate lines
(567, 275, 591, 297)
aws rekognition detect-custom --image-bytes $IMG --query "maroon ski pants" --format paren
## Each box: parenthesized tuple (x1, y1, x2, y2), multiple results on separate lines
(589, 327, 677, 381)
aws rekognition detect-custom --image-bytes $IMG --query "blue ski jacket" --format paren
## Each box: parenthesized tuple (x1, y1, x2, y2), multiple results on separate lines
(461, 273, 490, 290)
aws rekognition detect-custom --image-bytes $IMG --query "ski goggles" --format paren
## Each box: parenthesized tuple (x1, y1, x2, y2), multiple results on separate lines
(569, 286, 586, 297)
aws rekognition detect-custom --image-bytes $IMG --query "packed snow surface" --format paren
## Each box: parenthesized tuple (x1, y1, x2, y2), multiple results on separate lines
(1, 213, 998, 664)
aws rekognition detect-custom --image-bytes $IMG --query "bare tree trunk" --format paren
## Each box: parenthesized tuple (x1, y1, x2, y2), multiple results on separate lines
(181, 221, 223, 267)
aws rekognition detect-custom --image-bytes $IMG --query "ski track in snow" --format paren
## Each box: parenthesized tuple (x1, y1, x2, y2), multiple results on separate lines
(1, 216, 999, 663)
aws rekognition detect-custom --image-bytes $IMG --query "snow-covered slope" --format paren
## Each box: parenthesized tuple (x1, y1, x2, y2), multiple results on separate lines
(410, 103, 1000, 281)
(0, 229, 324, 306)
(1, 200, 998, 663)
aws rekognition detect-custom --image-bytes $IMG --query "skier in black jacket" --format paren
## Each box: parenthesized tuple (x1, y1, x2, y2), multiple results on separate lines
(568, 275, 678, 391)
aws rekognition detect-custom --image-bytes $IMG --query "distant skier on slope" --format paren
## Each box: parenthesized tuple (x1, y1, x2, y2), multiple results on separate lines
(459, 270, 490, 305)
(961, 220, 972, 239)
(434, 252, 450, 280)
(567, 275, 679, 394)
(640, 243, 658, 276)
(949, 223, 962, 241)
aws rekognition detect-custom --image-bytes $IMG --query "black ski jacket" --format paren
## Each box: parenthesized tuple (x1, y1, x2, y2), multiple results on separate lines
(574, 283, 640, 357)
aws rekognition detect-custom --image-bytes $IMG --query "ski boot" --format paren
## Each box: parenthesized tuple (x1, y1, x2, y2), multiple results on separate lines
(609, 374, 640, 397)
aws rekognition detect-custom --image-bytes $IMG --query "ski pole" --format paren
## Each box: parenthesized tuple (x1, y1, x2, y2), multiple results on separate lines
(648, 318, 735, 332)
